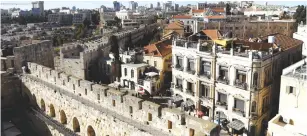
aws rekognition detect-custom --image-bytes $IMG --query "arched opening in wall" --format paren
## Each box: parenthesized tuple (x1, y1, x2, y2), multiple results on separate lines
(49, 104, 55, 117)
(73, 117, 80, 132)
(40, 99, 45, 111)
(60, 110, 67, 124)
(87, 125, 96, 136)
(32, 94, 38, 107)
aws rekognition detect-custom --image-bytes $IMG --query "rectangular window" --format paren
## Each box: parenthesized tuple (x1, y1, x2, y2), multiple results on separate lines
(146, 60, 149, 64)
(85, 89, 87, 95)
(11, 60, 14, 67)
(73, 84, 75, 90)
(218, 93, 227, 104)
(176, 56, 183, 67)
(219, 66, 228, 79)
(154, 61, 157, 67)
(148, 113, 152, 121)
(188, 59, 195, 71)
(138, 102, 142, 109)
(234, 98, 245, 112)
(131, 70, 134, 78)
(236, 70, 247, 83)
(176, 78, 182, 88)
(168, 120, 172, 129)
(201, 61, 211, 75)
(129, 106, 133, 113)
(112, 99, 115, 107)
(201, 84, 210, 98)
(287, 86, 296, 95)
(189, 128, 195, 136)
(97, 94, 100, 100)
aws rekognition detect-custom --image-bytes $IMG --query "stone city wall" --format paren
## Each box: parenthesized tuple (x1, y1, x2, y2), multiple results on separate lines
(13, 40, 54, 72)
(23, 62, 219, 136)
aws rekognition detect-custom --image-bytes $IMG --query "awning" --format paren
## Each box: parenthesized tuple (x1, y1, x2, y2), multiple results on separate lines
(172, 95, 183, 103)
(215, 111, 227, 119)
(184, 99, 195, 107)
(227, 120, 245, 131)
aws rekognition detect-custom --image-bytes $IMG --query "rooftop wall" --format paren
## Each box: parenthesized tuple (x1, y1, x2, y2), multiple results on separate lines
(26, 62, 219, 135)
(13, 40, 54, 72)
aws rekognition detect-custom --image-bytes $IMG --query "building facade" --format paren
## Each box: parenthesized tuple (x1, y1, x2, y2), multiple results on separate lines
(267, 58, 307, 136)
(293, 24, 307, 57)
(171, 32, 303, 136)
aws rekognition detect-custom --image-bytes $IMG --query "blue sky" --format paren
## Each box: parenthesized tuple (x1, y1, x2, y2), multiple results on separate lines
(1, 1, 306, 10)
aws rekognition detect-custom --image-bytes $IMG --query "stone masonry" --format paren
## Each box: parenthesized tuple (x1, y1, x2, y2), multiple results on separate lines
(21, 62, 220, 136)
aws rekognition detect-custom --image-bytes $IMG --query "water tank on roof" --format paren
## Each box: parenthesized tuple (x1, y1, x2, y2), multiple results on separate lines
(268, 36, 275, 43)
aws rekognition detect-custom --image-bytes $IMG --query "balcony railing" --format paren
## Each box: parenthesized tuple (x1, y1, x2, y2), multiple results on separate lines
(232, 107, 246, 117)
(187, 42, 197, 49)
(186, 68, 196, 75)
(199, 71, 211, 79)
(186, 89, 195, 96)
(137, 79, 144, 86)
(216, 101, 228, 110)
(217, 76, 229, 85)
(234, 80, 248, 90)
(175, 64, 184, 71)
(175, 85, 183, 92)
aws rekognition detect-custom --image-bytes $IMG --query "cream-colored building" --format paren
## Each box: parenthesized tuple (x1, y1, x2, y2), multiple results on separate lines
(293, 23, 307, 57)
(267, 58, 307, 136)
(171, 31, 303, 136)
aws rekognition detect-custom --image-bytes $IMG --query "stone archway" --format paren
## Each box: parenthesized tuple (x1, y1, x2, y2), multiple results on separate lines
(87, 125, 96, 136)
(49, 104, 55, 117)
(40, 99, 45, 111)
(73, 117, 80, 132)
(32, 94, 37, 106)
(60, 110, 67, 124)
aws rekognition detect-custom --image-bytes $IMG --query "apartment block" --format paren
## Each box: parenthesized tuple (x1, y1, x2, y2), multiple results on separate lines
(267, 58, 307, 136)
(171, 31, 303, 136)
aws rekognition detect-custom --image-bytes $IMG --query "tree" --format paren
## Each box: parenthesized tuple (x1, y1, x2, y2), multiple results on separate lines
(91, 11, 100, 25)
(114, 17, 122, 29)
(226, 3, 231, 15)
(83, 17, 91, 28)
(294, 5, 306, 24)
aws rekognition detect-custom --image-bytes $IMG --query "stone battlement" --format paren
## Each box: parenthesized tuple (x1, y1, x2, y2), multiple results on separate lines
(26, 62, 219, 135)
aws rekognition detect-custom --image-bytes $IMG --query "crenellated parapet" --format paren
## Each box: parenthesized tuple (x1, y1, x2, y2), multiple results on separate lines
(25, 62, 219, 136)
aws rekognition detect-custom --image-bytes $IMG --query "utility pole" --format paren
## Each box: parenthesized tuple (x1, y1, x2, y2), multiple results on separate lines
(211, 41, 217, 122)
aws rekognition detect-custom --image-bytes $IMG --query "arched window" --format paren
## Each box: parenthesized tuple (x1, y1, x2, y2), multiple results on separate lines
(251, 101, 256, 112)
(73, 117, 80, 132)
(253, 72, 258, 88)
(87, 125, 96, 136)
(131, 70, 134, 78)
(124, 68, 127, 76)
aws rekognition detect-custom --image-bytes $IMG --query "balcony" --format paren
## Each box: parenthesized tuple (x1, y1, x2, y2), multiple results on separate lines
(216, 101, 228, 110)
(186, 68, 196, 75)
(175, 85, 183, 92)
(217, 76, 229, 85)
(234, 80, 248, 90)
(175, 64, 184, 71)
(232, 107, 246, 117)
(137, 79, 144, 86)
(198, 71, 211, 79)
(186, 89, 195, 96)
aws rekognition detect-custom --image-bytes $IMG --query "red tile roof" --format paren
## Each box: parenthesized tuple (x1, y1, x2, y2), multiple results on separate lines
(192, 9, 206, 13)
(205, 15, 226, 19)
(144, 40, 172, 57)
(201, 29, 222, 40)
(165, 21, 184, 30)
(260, 33, 303, 51)
(173, 15, 192, 19)
(211, 7, 225, 13)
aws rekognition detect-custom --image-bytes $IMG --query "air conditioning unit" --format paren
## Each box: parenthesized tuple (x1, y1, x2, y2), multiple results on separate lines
(282, 116, 290, 124)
